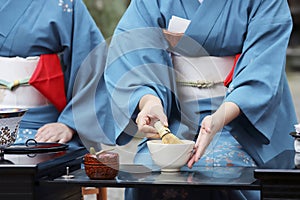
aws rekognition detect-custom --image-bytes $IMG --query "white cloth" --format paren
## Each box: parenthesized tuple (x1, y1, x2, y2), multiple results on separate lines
(0, 56, 50, 108)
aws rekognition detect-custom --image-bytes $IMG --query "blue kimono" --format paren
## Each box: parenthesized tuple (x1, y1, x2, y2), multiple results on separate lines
(0, 0, 115, 149)
(106, 0, 298, 199)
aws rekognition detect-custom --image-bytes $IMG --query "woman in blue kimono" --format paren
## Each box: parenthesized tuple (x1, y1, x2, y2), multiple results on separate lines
(105, 0, 298, 199)
(0, 0, 114, 149)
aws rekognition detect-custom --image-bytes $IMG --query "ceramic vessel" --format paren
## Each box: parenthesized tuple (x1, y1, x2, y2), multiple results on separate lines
(290, 132, 300, 153)
(84, 152, 119, 180)
(147, 140, 195, 172)
(0, 108, 27, 149)
(294, 153, 300, 168)
(295, 139, 300, 153)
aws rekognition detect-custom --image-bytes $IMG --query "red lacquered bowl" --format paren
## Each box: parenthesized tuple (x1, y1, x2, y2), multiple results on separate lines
(84, 152, 119, 180)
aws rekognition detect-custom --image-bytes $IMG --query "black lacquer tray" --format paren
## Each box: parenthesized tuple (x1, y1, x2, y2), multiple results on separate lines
(4, 142, 68, 154)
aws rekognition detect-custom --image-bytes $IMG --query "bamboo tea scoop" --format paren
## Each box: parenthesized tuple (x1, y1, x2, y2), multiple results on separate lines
(154, 121, 183, 144)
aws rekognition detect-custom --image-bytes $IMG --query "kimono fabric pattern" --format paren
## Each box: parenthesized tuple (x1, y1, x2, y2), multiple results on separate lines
(0, 0, 115, 149)
(105, 0, 298, 199)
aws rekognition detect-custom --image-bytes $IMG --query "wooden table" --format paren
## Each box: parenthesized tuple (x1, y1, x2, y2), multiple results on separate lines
(7, 147, 300, 200)
(42, 164, 260, 199)
(0, 145, 87, 200)
(254, 150, 300, 200)
(41, 150, 300, 200)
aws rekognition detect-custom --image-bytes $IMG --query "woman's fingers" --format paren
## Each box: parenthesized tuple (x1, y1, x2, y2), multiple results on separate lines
(187, 125, 215, 168)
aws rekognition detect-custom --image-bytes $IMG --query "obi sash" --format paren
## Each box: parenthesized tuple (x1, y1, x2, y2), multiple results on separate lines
(173, 55, 235, 102)
(0, 56, 49, 108)
(0, 55, 66, 111)
(165, 15, 239, 102)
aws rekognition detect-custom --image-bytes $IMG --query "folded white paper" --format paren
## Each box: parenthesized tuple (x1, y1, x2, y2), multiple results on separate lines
(168, 16, 191, 33)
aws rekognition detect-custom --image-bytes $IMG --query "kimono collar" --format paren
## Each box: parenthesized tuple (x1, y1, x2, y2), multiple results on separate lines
(184, 0, 226, 46)
(173, 0, 227, 57)
(0, 0, 33, 37)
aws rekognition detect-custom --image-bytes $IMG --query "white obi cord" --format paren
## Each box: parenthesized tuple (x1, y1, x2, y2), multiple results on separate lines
(173, 55, 235, 101)
(0, 56, 50, 108)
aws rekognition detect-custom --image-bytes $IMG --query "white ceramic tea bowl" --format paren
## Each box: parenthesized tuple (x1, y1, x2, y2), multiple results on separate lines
(147, 140, 195, 172)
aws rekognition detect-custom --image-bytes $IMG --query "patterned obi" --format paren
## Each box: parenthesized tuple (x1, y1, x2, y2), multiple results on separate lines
(0, 56, 50, 108)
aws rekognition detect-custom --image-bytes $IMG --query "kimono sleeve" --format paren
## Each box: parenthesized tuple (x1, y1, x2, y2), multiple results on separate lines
(225, 0, 294, 143)
(57, 0, 115, 149)
(105, 0, 178, 145)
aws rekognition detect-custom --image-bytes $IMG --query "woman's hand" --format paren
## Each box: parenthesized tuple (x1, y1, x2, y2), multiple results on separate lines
(35, 122, 75, 143)
(187, 102, 240, 168)
(136, 94, 168, 139)
(187, 115, 220, 168)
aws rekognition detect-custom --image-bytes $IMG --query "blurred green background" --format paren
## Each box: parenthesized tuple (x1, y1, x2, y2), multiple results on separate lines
(84, 0, 130, 39)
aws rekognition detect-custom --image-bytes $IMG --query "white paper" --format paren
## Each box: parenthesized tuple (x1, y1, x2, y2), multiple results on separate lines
(167, 16, 191, 33)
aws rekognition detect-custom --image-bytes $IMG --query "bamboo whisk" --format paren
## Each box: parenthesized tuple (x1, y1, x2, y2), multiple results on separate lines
(154, 121, 183, 144)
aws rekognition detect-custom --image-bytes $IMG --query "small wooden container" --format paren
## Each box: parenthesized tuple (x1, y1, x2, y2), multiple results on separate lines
(84, 152, 119, 180)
